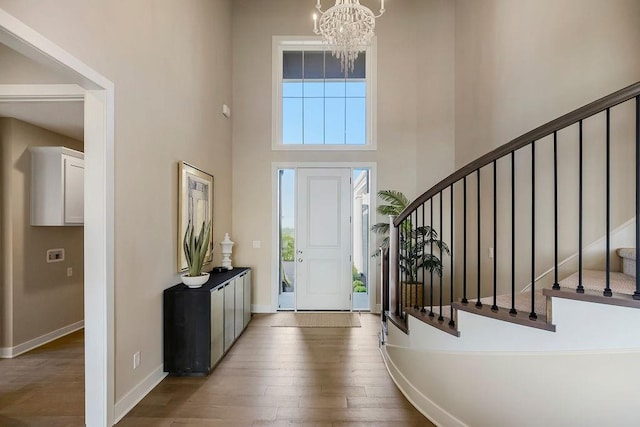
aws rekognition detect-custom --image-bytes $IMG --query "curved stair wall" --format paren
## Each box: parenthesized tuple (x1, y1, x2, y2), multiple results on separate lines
(383, 297, 640, 426)
(383, 322, 639, 427)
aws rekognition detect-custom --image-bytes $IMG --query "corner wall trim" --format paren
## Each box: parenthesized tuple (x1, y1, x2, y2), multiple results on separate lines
(114, 363, 167, 424)
(0, 320, 84, 359)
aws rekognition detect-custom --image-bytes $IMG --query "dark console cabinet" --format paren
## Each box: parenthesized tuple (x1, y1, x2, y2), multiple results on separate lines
(164, 268, 251, 376)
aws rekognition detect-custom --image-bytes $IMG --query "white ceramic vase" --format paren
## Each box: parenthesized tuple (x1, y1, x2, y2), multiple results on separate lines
(181, 272, 210, 288)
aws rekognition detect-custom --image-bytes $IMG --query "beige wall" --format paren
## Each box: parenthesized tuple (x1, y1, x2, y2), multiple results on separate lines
(231, 0, 455, 310)
(0, 0, 233, 401)
(455, 0, 640, 167)
(0, 118, 84, 348)
(0, 43, 72, 84)
(452, 0, 640, 298)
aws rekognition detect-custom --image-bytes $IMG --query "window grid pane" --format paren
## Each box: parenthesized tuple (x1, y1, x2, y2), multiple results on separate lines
(281, 49, 367, 145)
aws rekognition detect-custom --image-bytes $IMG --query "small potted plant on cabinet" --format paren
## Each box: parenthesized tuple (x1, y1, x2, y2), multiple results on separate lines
(181, 220, 212, 288)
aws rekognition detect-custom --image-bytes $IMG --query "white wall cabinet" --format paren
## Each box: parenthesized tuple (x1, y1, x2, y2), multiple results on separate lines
(30, 146, 84, 226)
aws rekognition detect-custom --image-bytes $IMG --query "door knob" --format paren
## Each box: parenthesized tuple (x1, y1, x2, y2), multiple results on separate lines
(298, 258, 303, 262)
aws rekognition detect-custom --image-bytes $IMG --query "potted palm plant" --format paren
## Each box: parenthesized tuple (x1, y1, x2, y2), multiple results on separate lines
(372, 190, 449, 307)
(181, 220, 212, 288)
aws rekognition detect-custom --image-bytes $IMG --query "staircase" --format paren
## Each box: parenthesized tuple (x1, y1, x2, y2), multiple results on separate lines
(380, 82, 640, 427)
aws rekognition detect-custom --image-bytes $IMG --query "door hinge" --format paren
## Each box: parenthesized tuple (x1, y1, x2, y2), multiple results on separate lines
(349, 294, 352, 301)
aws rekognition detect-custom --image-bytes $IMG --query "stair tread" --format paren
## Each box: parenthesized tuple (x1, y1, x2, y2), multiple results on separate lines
(558, 269, 636, 294)
(431, 269, 635, 325)
(440, 289, 547, 319)
(617, 248, 636, 261)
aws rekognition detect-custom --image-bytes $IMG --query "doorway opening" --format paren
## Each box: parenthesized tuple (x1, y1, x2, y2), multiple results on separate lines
(275, 165, 374, 312)
(0, 13, 115, 424)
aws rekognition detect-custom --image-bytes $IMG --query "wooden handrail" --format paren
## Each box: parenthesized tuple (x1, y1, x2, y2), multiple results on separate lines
(395, 81, 640, 226)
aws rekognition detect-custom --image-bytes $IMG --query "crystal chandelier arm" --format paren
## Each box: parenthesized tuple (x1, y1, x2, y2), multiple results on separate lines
(375, 0, 385, 18)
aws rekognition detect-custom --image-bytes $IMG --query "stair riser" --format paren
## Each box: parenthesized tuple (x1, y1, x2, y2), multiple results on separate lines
(622, 258, 636, 278)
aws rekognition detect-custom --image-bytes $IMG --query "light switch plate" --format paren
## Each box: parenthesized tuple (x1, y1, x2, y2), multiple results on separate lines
(252, 240, 261, 249)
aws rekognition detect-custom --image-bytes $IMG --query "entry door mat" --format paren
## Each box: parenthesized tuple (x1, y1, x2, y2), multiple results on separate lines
(271, 312, 361, 328)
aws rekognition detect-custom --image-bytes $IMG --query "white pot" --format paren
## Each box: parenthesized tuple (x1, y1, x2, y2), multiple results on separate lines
(181, 272, 210, 288)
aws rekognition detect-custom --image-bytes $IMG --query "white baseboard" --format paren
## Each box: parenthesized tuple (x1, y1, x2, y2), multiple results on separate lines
(114, 363, 167, 424)
(380, 345, 467, 427)
(252, 304, 275, 313)
(0, 320, 84, 358)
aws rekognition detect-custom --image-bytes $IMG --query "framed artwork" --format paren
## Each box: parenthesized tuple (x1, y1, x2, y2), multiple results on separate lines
(178, 161, 214, 272)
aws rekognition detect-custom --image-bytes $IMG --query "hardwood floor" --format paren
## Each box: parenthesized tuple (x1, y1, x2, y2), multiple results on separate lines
(0, 315, 433, 426)
(120, 313, 433, 426)
(0, 330, 85, 426)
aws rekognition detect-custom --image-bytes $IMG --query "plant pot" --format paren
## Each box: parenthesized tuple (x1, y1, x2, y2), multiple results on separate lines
(401, 281, 423, 309)
(181, 272, 210, 288)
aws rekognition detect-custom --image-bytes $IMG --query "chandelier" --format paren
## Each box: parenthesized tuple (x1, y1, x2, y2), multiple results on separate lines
(313, 0, 385, 71)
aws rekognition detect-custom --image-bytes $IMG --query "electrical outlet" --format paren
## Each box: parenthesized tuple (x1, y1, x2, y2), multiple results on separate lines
(252, 240, 261, 249)
(67, 267, 73, 277)
(133, 351, 141, 369)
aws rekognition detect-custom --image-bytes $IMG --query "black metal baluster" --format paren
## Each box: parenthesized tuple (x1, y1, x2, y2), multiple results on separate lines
(430, 199, 434, 317)
(635, 96, 640, 300)
(510, 151, 517, 315)
(604, 109, 612, 297)
(552, 132, 560, 290)
(530, 142, 537, 321)
(413, 210, 419, 309)
(421, 203, 427, 312)
(439, 191, 444, 321)
(396, 224, 401, 317)
(492, 160, 498, 311)
(577, 121, 585, 294)
(449, 185, 455, 327)
(462, 176, 468, 304)
(405, 212, 415, 308)
(476, 169, 482, 308)
(406, 217, 410, 313)
(399, 219, 408, 319)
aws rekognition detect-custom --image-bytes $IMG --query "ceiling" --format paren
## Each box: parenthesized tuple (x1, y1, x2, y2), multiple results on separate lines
(0, 101, 84, 142)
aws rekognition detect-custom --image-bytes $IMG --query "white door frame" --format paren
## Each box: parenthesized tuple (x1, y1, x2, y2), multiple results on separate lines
(271, 162, 377, 313)
(0, 10, 115, 426)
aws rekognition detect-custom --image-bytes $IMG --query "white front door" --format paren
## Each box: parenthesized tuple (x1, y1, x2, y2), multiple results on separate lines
(296, 168, 351, 310)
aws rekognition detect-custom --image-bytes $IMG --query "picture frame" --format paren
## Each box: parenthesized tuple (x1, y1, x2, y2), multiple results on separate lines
(178, 161, 214, 272)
